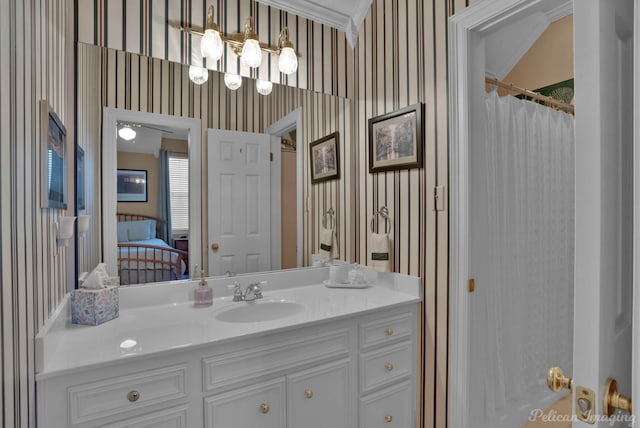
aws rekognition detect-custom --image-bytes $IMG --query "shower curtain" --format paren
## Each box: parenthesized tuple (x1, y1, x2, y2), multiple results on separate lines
(470, 90, 575, 424)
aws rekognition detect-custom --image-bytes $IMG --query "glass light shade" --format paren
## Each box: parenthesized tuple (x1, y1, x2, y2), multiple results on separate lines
(224, 73, 243, 90)
(200, 29, 223, 61)
(278, 46, 298, 75)
(188, 65, 209, 85)
(118, 125, 136, 141)
(241, 38, 262, 68)
(256, 79, 273, 96)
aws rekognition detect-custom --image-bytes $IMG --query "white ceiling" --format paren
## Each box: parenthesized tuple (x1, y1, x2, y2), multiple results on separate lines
(117, 123, 189, 157)
(256, 0, 373, 47)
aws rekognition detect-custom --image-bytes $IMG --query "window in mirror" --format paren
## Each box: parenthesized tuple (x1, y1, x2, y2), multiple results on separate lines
(168, 153, 189, 235)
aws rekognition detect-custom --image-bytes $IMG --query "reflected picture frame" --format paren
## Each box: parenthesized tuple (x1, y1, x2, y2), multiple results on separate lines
(77, 145, 85, 211)
(368, 103, 424, 173)
(117, 169, 148, 202)
(309, 132, 340, 184)
(40, 100, 68, 209)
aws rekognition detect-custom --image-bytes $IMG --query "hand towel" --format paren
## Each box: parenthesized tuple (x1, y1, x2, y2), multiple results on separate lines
(368, 233, 390, 272)
(319, 227, 339, 260)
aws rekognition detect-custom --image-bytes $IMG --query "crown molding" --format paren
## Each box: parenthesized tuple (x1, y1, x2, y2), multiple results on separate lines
(256, 0, 372, 48)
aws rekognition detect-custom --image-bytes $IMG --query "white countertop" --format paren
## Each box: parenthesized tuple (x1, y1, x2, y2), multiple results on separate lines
(35, 267, 421, 380)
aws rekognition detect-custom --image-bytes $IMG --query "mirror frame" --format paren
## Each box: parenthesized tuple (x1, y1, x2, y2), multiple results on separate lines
(102, 107, 202, 277)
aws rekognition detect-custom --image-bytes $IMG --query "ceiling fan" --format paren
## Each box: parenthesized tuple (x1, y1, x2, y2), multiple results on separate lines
(117, 122, 175, 141)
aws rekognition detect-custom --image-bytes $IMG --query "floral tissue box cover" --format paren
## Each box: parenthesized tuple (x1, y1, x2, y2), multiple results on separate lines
(71, 286, 119, 326)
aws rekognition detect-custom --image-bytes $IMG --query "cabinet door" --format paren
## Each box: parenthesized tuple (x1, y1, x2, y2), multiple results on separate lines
(287, 359, 352, 428)
(359, 380, 413, 428)
(204, 378, 285, 428)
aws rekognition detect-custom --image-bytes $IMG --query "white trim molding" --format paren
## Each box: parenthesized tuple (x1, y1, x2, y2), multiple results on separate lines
(267, 108, 303, 268)
(255, 0, 372, 47)
(102, 108, 202, 277)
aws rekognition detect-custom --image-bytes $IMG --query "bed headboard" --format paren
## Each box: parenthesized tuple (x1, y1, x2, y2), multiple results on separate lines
(117, 213, 165, 239)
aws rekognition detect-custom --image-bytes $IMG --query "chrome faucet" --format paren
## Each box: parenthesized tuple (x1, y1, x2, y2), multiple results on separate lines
(228, 281, 266, 302)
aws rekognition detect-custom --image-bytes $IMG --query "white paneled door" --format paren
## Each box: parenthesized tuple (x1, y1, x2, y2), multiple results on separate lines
(572, 1, 634, 427)
(207, 129, 271, 276)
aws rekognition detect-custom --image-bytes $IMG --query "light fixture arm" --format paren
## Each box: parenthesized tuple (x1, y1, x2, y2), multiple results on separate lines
(205, 5, 220, 33)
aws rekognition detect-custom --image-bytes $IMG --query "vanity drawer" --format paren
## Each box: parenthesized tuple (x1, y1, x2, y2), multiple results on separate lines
(359, 313, 413, 350)
(98, 405, 189, 428)
(360, 341, 412, 393)
(359, 380, 414, 428)
(204, 378, 285, 428)
(203, 329, 349, 392)
(68, 364, 188, 425)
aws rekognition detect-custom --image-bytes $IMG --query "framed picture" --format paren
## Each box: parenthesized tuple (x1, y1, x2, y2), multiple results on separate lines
(309, 132, 340, 184)
(41, 100, 68, 209)
(368, 103, 424, 173)
(117, 169, 148, 202)
(77, 145, 85, 211)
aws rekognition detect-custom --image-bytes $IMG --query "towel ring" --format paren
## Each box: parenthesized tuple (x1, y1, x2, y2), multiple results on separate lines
(370, 206, 390, 234)
(323, 208, 335, 229)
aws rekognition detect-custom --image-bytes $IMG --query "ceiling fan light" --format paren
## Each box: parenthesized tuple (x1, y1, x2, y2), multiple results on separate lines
(188, 65, 209, 85)
(241, 38, 263, 68)
(278, 46, 298, 75)
(256, 79, 273, 96)
(201, 29, 223, 61)
(118, 125, 137, 141)
(224, 73, 243, 90)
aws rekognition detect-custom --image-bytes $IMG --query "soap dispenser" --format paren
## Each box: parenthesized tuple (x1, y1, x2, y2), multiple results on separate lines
(194, 267, 213, 307)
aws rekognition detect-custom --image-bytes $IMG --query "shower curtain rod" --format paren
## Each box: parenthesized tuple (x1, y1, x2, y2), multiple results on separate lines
(485, 77, 575, 115)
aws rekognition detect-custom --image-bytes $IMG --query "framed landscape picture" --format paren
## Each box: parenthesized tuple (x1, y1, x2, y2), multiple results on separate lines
(310, 132, 340, 184)
(369, 103, 424, 173)
(117, 169, 148, 202)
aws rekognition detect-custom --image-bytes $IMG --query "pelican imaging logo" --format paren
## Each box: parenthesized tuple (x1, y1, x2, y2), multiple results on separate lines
(528, 408, 635, 426)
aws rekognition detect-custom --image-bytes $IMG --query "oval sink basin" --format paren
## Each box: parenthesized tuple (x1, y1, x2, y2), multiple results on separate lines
(215, 300, 305, 323)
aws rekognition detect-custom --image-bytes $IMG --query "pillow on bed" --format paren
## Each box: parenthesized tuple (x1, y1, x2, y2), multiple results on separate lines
(127, 220, 157, 241)
(117, 223, 129, 242)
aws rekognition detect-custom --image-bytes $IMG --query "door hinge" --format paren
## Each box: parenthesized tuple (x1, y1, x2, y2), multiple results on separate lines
(434, 186, 445, 211)
(270, 152, 274, 162)
(468, 278, 475, 293)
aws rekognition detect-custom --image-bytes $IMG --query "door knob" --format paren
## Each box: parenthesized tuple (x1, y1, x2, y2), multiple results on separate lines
(603, 378, 632, 416)
(211, 243, 219, 251)
(547, 367, 573, 392)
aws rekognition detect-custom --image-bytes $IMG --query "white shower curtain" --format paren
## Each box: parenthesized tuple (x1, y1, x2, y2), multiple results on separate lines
(470, 90, 575, 424)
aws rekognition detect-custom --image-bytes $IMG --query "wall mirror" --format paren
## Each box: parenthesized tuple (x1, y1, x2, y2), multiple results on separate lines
(77, 42, 350, 286)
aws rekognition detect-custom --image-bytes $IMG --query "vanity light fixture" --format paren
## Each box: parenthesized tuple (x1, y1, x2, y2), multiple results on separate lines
(224, 73, 243, 90)
(180, 5, 299, 75)
(256, 79, 273, 96)
(188, 65, 209, 85)
(118, 124, 136, 141)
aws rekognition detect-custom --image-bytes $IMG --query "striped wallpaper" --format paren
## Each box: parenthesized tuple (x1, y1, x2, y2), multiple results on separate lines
(0, 0, 479, 427)
(1, 0, 73, 426)
(76, 44, 104, 275)
(77, 0, 353, 98)
(78, 43, 353, 270)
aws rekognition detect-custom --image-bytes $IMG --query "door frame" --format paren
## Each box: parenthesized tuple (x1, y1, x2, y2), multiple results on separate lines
(633, 0, 640, 414)
(102, 107, 202, 277)
(447, 1, 572, 426)
(267, 108, 303, 268)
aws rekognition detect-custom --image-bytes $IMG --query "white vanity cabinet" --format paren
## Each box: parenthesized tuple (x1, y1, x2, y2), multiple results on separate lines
(37, 302, 418, 428)
(358, 312, 417, 428)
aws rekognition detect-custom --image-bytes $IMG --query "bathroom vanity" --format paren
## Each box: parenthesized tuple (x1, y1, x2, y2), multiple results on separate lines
(35, 267, 421, 427)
